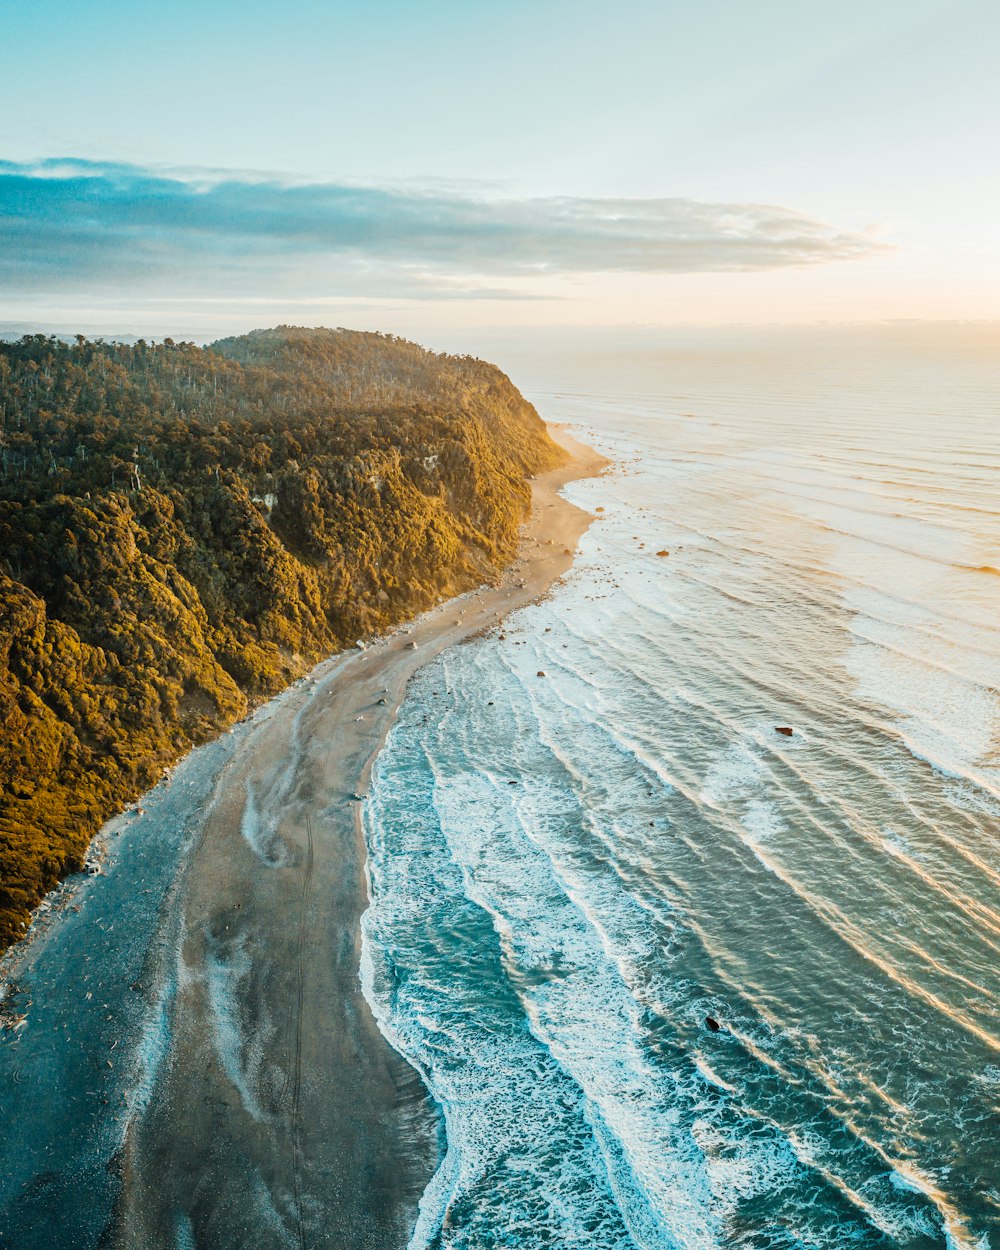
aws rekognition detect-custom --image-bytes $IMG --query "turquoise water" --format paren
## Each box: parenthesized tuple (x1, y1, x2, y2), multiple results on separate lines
(361, 335, 1000, 1249)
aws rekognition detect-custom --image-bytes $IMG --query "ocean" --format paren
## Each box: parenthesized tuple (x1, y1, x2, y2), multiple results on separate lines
(360, 329, 1000, 1249)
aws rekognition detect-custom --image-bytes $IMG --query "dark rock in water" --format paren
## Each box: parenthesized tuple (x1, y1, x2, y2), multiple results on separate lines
(656, 549, 670, 557)
(537, 670, 546, 677)
(705, 1015, 721, 1032)
(775, 726, 794, 737)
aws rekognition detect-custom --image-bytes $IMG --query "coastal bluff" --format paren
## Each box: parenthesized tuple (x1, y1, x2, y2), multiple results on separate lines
(0, 326, 564, 949)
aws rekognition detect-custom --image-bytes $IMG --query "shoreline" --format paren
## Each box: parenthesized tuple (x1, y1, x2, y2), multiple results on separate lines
(0, 425, 606, 1249)
(112, 424, 607, 1250)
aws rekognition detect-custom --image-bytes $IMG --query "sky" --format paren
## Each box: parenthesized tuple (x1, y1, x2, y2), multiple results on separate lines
(1, 0, 998, 338)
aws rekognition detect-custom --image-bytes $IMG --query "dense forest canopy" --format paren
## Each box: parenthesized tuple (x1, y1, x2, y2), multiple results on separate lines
(0, 326, 563, 949)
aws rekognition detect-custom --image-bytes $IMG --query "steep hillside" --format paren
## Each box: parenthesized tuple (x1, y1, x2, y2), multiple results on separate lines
(0, 327, 564, 948)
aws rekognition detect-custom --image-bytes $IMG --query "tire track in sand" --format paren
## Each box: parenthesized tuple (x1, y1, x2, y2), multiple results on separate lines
(290, 811, 314, 1250)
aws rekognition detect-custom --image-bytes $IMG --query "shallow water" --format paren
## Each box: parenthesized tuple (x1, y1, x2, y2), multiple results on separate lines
(0, 677, 318, 1247)
(361, 335, 1000, 1249)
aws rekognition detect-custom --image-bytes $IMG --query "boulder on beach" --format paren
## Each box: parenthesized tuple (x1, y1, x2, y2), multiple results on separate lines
(656, 550, 670, 557)
(537, 670, 546, 677)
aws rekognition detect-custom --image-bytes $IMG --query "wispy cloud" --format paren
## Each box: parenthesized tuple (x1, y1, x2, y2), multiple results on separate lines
(0, 158, 888, 300)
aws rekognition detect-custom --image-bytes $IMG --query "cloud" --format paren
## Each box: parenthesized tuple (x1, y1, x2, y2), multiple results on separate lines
(0, 158, 888, 300)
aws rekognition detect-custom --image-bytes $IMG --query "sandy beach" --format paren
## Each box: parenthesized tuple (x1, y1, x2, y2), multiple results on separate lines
(99, 426, 607, 1249)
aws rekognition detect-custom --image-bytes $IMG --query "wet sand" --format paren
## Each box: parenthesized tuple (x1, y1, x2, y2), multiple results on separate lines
(109, 427, 607, 1249)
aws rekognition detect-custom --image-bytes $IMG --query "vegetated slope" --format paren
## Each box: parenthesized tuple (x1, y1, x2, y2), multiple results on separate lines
(0, 326, 564, 949)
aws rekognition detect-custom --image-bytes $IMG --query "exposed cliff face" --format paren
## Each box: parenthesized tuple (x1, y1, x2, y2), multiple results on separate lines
(0, 327, 565, 948)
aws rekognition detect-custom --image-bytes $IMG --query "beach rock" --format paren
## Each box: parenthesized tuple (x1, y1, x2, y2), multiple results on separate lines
(705, 1015, 722, 1032)
(355, 639, 367, 650)
(537, 671, 546, 677)
(407, 640, 417, 649)
(656, 550, 670, 557)
(775, 726, 794, 737)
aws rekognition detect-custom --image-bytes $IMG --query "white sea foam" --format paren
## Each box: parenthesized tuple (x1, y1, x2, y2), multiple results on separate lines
(359, 345, 1000, 1247)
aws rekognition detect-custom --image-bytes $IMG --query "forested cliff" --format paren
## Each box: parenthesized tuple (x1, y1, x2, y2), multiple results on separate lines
(0, 327, 564, 948)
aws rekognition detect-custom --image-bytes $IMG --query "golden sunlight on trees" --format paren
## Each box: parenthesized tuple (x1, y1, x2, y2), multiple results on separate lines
(0, 327, 564, 947)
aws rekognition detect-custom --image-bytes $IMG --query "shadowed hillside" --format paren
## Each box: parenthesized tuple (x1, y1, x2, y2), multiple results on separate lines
(0, 326, 564, 948)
